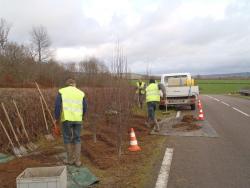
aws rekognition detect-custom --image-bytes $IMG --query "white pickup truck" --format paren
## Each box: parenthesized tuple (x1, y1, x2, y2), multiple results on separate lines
(159, 73, 199, 110)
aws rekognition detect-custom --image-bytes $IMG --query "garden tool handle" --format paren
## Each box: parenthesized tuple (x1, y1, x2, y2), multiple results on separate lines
(1, 102, 21, 146)
(0, 119, 15, 148)
(12, 100, 30, 142)
(35, 82, 58, 129)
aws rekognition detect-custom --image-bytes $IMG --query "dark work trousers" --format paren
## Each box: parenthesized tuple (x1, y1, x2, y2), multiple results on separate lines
(147, 102, 157, 121)
(138, 94, 145, 108)
(62, 121, 82, 144)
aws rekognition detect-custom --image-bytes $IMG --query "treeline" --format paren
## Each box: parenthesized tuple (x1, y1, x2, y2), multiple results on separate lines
(0, 18, 112, 88)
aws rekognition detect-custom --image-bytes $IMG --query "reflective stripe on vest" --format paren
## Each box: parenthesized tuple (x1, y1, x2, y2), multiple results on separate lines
(146, 83, 160, 102)
(59, 86, 85, 122)
(136, 82, 145, 94)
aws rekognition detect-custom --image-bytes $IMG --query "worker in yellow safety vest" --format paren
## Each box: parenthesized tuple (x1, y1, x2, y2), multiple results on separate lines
(145, 79, 166, 132)
(54, 78, 87, 167)
(136, 79, 146, 108)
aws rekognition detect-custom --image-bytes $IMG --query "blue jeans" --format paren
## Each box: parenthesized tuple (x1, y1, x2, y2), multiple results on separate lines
(147, 102, 157, 121)
(62, 121, 82, 144)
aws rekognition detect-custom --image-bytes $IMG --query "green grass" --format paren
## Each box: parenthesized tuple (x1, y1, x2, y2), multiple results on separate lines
(229, 94, 250, 100)
(130, 78, 250, 95)
(132, 104, 175, 120)
(197, 79, 250, 94)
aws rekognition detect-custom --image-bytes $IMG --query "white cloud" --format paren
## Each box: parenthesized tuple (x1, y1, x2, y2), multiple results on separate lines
(0, 0, 250, 74)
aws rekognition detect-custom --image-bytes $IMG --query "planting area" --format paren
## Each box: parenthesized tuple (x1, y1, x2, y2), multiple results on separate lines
(172, 115, 201, 131)
(197, 79, 250, 94)
(0, 87, 169, 187)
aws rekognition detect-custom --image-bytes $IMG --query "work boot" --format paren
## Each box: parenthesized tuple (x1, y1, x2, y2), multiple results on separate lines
(63, 144, 75, 165)
(153, 118, 160, 132)
(145, 118, 155, 128)
(74, 143, 82, 167)
(144, 121, 151, 128)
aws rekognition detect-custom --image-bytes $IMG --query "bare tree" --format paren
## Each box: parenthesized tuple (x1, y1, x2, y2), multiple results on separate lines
(3, 42, 28, 63)
(30, 26, 51, 63)
(78, 57, 109, 86)
(0, 18, 11, 52)
(111, 41, 128, 79)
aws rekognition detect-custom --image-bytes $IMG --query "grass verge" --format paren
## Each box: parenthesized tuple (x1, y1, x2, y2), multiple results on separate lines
(197, 79, 250, 94)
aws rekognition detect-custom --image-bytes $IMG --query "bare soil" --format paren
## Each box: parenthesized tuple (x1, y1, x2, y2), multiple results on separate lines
(0, 148, 60, 188)
(172, 115, 201, 131)
(0, 114, 167, 188)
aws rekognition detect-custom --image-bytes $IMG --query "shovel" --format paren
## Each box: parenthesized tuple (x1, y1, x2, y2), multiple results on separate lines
(1, 102, 28, 155)
(0, 119, 22, 157)
(162, 99, 170, 115)
(35, 82, 60, 137)
(39, 96, 55, 141)
(12, 100, 38, 150)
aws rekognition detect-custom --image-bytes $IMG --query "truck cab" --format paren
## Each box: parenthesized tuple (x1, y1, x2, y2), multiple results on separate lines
(160, 73, 199, 110)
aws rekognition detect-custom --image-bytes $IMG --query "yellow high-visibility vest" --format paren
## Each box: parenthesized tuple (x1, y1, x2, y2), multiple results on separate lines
(146, 83, 160, 102)
(136, 81, 145, 94)
(59, 86, 85, 122)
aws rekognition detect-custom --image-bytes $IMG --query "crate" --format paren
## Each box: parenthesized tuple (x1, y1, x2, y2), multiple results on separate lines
(16, 166, 67, 188)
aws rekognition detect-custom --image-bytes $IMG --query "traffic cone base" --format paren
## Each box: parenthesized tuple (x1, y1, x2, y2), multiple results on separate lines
(198, 114, 204, 120)
(198, 109, 205, 121)
(197, 123, 202, 128)
(129, 145, 141, 152)
(128, 128, 141, 152)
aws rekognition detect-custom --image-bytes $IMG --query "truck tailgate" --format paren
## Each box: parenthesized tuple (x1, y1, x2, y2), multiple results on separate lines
(166, 86, 199, 97)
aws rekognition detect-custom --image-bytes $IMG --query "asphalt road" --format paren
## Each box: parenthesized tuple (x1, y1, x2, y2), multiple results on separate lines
(165, 95, 250, 188)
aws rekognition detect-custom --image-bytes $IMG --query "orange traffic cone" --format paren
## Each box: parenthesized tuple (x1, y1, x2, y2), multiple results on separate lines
(198, 100, 202, 109)
(128, 128, 141, 152)
(198, 109, 205, 121)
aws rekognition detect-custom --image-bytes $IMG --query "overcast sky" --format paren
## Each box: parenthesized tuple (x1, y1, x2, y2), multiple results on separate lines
(1, 0, 250, 75)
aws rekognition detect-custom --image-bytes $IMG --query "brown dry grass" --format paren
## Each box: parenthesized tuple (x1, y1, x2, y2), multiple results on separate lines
(0, 85, 135, 153)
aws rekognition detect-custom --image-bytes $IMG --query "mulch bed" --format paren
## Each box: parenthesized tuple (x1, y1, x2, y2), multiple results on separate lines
(0, 114, 155, 188)
(172, 115, 201, 131)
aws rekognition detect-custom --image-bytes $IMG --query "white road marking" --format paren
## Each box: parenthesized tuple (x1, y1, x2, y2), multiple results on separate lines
(221, 101, 230, 107)
(205, 95, 249, 117)
(206, 95, 220, 101)
(213, 98, 220, 102)
(232, 107, 250, 117)
(205, 95, 212, 99)
(155, 148, 174, 188)
(176, 111, 181, 118)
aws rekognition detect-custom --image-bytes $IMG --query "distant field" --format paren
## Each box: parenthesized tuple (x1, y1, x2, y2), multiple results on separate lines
(130, 79, 250, 94)
(197, 79, 250, 94)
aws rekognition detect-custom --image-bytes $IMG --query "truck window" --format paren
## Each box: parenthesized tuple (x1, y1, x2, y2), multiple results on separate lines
(164, 75, 187, 87)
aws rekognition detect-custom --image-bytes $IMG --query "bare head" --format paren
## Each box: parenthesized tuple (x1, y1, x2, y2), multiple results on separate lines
(149, 79, 155, 84)
(65, 78, 76, 87)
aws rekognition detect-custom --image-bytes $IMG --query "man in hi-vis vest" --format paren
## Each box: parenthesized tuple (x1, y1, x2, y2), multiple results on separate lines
(54, 78, 87, 167)
(145, 79, 166, 132)
(136, 79, 146, 108)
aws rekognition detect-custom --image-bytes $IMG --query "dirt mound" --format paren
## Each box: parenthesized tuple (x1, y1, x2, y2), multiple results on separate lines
(0, 149, 59, 188)
(182, 115, 197, 123)
(172, 122, 201, 131)
(82, 133, 117, 170)
(0, 109, 157, 187)
(172, 115, 200, 131)
(81, 115, 150, 170)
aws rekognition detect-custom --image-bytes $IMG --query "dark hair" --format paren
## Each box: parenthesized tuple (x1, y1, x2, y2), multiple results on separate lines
(65, 78, 76, 86)
(149, 79, 155, 83)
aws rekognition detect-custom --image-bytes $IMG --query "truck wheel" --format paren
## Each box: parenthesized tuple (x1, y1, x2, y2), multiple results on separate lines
(191, 104, 196, 110)
(159, 105, 166, 110)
